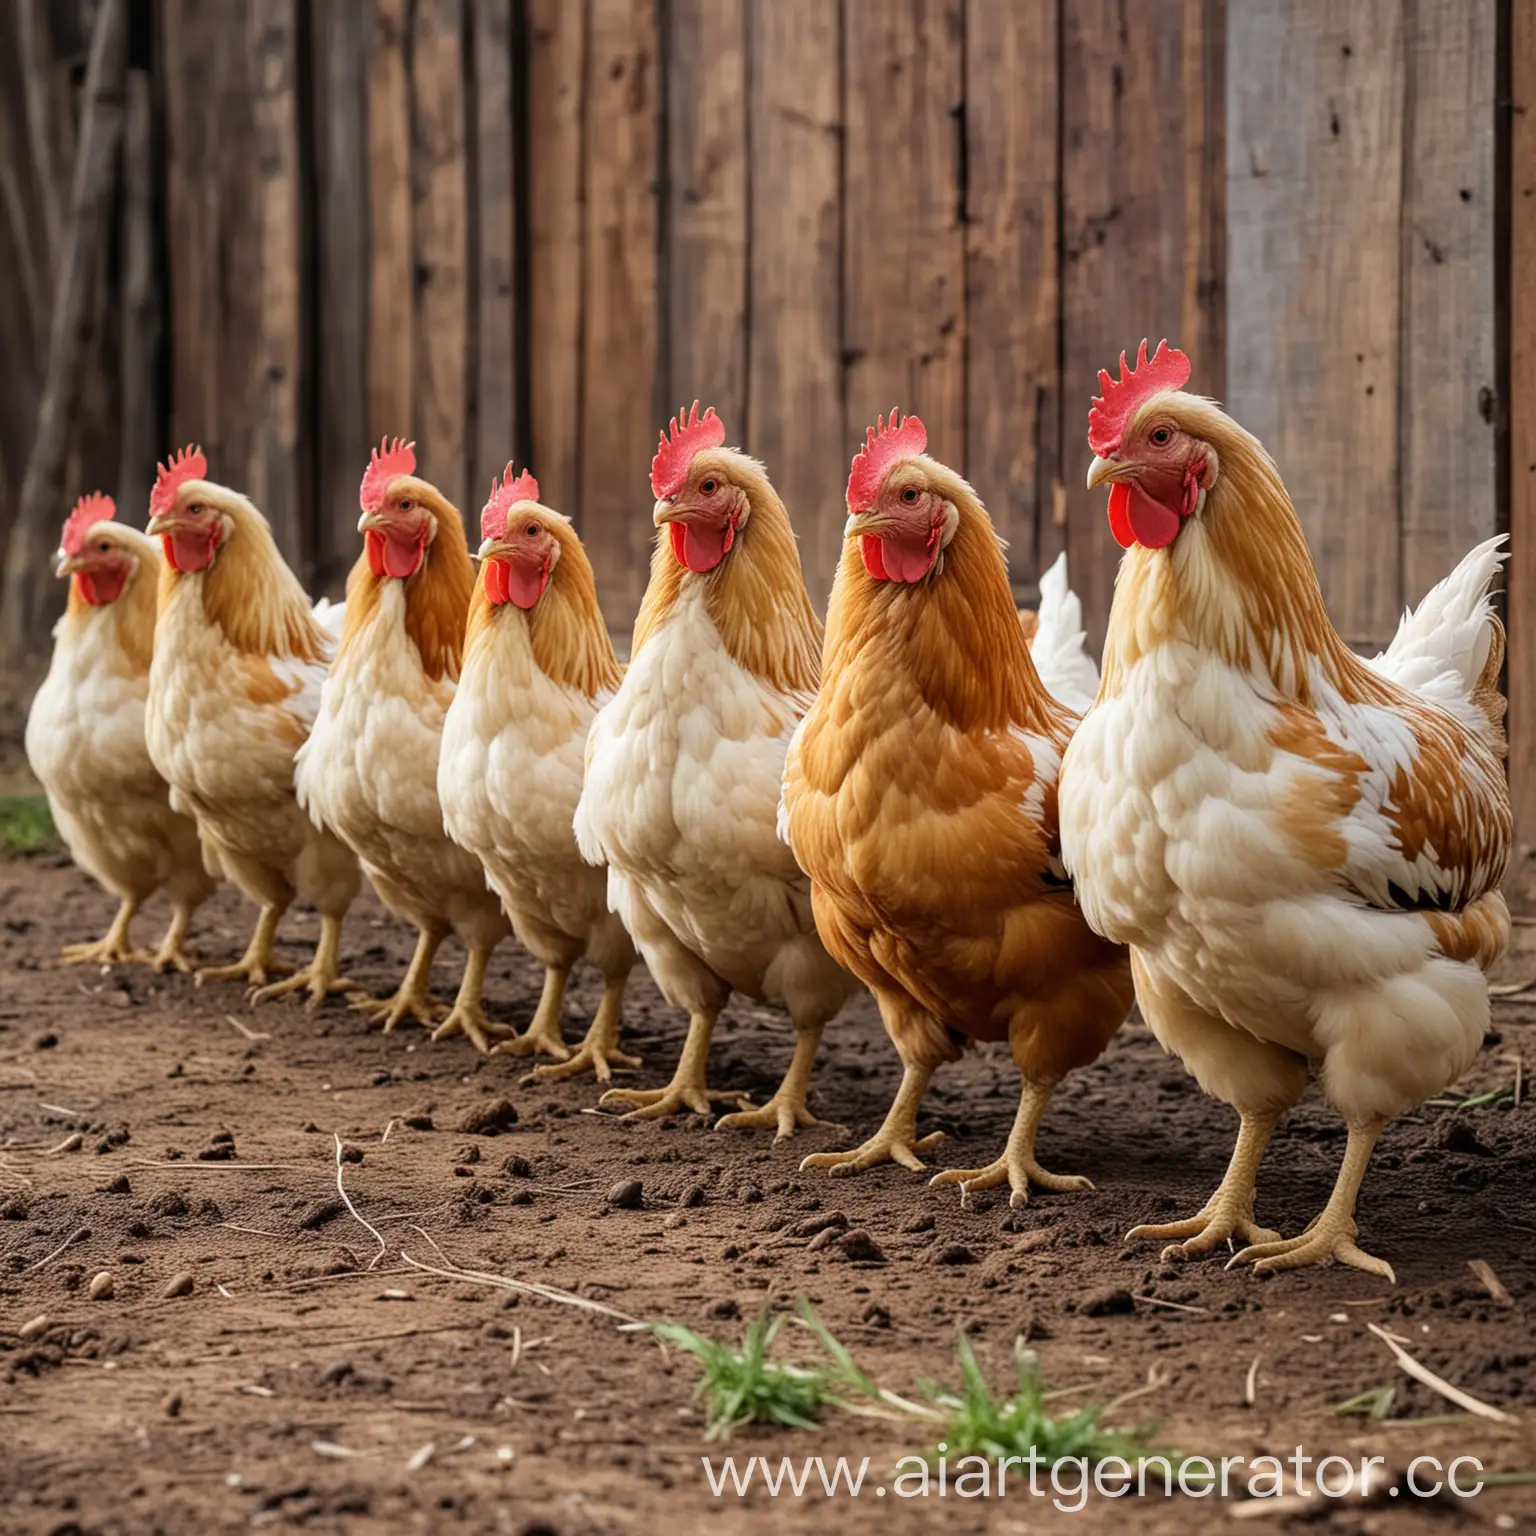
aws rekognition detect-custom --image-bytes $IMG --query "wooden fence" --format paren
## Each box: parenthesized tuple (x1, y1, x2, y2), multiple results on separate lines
(1, 0, 1531, 899)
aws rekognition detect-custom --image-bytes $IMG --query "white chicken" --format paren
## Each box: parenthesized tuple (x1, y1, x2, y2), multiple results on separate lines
(26, 493, 215, 969)
(1059, 341, 1512, 1281)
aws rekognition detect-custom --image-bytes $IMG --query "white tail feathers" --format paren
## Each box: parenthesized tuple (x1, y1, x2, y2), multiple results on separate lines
(1028, 553, 1099, 715)
(312, 596, 347, 641)
(1366, 534, 1506, 731)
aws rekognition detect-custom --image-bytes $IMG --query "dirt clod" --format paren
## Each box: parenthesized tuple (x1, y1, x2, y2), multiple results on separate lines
(458, 1098, 518, 1135)
(934, 1243, 977, 1266)
(162, 1272, 195, 1298)
(298, 1197, 346, 1231)
(837, 1230, 886, 1264)
(607, 1178, 643, 1210)
(87, 1272, 115, 1300)
(1081, 1287, 1136, 1317)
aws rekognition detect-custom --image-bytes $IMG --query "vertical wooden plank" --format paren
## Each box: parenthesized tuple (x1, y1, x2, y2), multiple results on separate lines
(313, 0, 370, 590)
(472, 0, 520, 499)
(526, 0, 585, 516)
(1509, 0, 1536, 908)
(1400, 0, 1498, 601)
(580, 0, 660, 626)
(411, 0, 471, 514)
(842, 0, 965, 471)
(1225, 0, 1404, 650)
(964, 0, 1059, 584)
(665, 0, 747, 431)
(118, 63, 160, 524)
(368, 0, 414, 439)
(1060, 0, 1224, 645)
(746, 0, 843, 610)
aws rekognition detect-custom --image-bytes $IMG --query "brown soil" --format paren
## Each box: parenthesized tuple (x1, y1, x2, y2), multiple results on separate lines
(2, 852, 1534, 1536)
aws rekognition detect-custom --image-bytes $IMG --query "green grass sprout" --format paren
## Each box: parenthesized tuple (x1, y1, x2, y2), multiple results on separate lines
(0, 795, 56, 851)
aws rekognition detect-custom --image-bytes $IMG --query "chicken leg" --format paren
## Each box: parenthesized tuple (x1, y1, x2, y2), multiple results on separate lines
(353, 925, 447, 1032)
(150, 901, 200, 973)
(716, 1023, 828, 1140)
(1229, 1119, 1395, 1282)
(198, 903, 289, 989)
(251, 913, 355, 1008)
(1127, 1110, 1282, 1257)
(61, 898, 151, 967)
(494, 965, 574, 1062)
(600, 1006, 747, 1120)
(801, 1062, 944, 1175)
(517, 975, 642, 1085)
(431, 945, 512, 1054)
(930, 1077, 1091, 1208)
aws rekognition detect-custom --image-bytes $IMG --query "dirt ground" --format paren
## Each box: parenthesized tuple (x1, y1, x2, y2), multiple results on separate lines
(2, 847, 1534, 1536)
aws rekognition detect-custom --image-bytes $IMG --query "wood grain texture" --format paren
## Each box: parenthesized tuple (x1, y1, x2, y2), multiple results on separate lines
(1061, 0, 1224, 646)
(745, 0, 843, 611)
(411, 0, 471, 515)
(1226, 0, 1405, 649)
(580, 0, 661, 627)
(118, 64, 160, 526)
(526, 0, 585, 518)
(312, 0, 370, 592)
(472, 0, 520, 506)
(367, 0, 415, 440)
(842, 0, 966, 473)
(1400, 0, 1498, 602)
(1509, 0, 1536, 906)
(664, 0, 748, 432)
(964, 0, 1059, 583)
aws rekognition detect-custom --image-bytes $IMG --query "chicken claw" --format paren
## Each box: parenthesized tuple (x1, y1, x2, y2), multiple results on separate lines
(494, 967, 574, 1062)
(197, 904, 288, 989)
(801, 1062, 941, 1175)
(716, 1023, 826, 1140)
(249, 914, 353, 1010)
(599, 1007, 745, 1121)
(352, 927, 446, 1031)
(514, 977, 640, 1085)
(149, 905, 200, 974)
(1227, 1119, 1395, 1282)
(930, 1078, 1089, 1208)
(1127, 1111, 1281, 1258)
(60, 900, 150, 967)
(428, 945, 509, 1054)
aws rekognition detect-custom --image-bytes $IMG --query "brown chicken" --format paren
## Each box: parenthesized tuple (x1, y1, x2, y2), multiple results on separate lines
(782, 414, 1134, 1199)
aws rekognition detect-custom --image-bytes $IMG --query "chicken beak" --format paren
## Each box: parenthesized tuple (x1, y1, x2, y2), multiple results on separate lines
(652, 498, 680, 528)
(476, 536, 502, 561)
(357, 510, 388, 535)
(1086, 454, 1119, 491)
(54, 551, 81, 579)
(843, 511, 877, 539)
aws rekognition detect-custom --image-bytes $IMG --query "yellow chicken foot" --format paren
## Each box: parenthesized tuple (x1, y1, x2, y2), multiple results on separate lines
(716, 1023, 828, 1140)
(600, 1009, 747, 1120)
(352, 926, 446, 1031)
(1230, 1119, 1395, 1282)
(250, 914, 355, 1009)
(931, 1077, 1091, 1208)
(431, 946, 512, 1054)
(801, 1062, 943, 1176)
(1128, 1111, 1281, 1257)
(150, 902, 200, 973)
(197, 904, 289, 988)
(519, 975, 642, 1085)
(61, 899, 152, 966)
(494, 965, 574, 1062)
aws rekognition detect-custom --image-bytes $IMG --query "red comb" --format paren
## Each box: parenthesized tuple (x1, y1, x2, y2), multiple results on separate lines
(847, 410, 927, 511)
(360, 436, 417, 513)
(1087, 339, 1190, 455)
(651, 403, 725, 500)
(62, 492, 116, 556)
(481, 463, 540, 542)
(149, 446, 207, 520)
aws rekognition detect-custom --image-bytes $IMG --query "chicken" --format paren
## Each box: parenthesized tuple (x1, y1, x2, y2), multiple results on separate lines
(780, 414, 1133, 1195)
(439, 465, 640, 1080)
(144, 447, 361, 1004)
(574, 404, 859, 1134)
(1059, 341, 1512, 1281)
(25, 492, 216, 970)
(296, 439, 511, 1052)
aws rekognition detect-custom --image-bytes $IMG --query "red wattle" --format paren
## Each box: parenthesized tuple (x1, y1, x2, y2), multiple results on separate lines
(75, 569, 126, 606)
(484, 557, 512, 605)
(667, 517, 732, 573)
(505, 553, 551, 610)
(859, 535, 888, 580)
(1107, 483, 1135, 549)
(367, 527, 426, 580)
(163, 530, 215, 572)
(1107, 480, 1183, 550)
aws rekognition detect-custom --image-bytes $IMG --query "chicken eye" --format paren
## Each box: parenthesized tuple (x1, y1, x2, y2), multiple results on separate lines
(700, 478, 717, 495)
(97, 540, 110, 553)
(186, 503, 202, 517)
(900, 487, 920, 504)
(523, 522, 540, 538)
(399, 497, 413, 511)
(1149, 426, 1173, 447)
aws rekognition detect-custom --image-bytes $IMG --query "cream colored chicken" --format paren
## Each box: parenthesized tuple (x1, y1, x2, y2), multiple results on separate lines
(26, 493, 215, 969)
(144, 448, 361, 1005)
(439, 466, 640, 1080)
(1059, 341, 1512, 1281)
(574, 405, 860, 1134)
(296, 439, 510, 1052)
